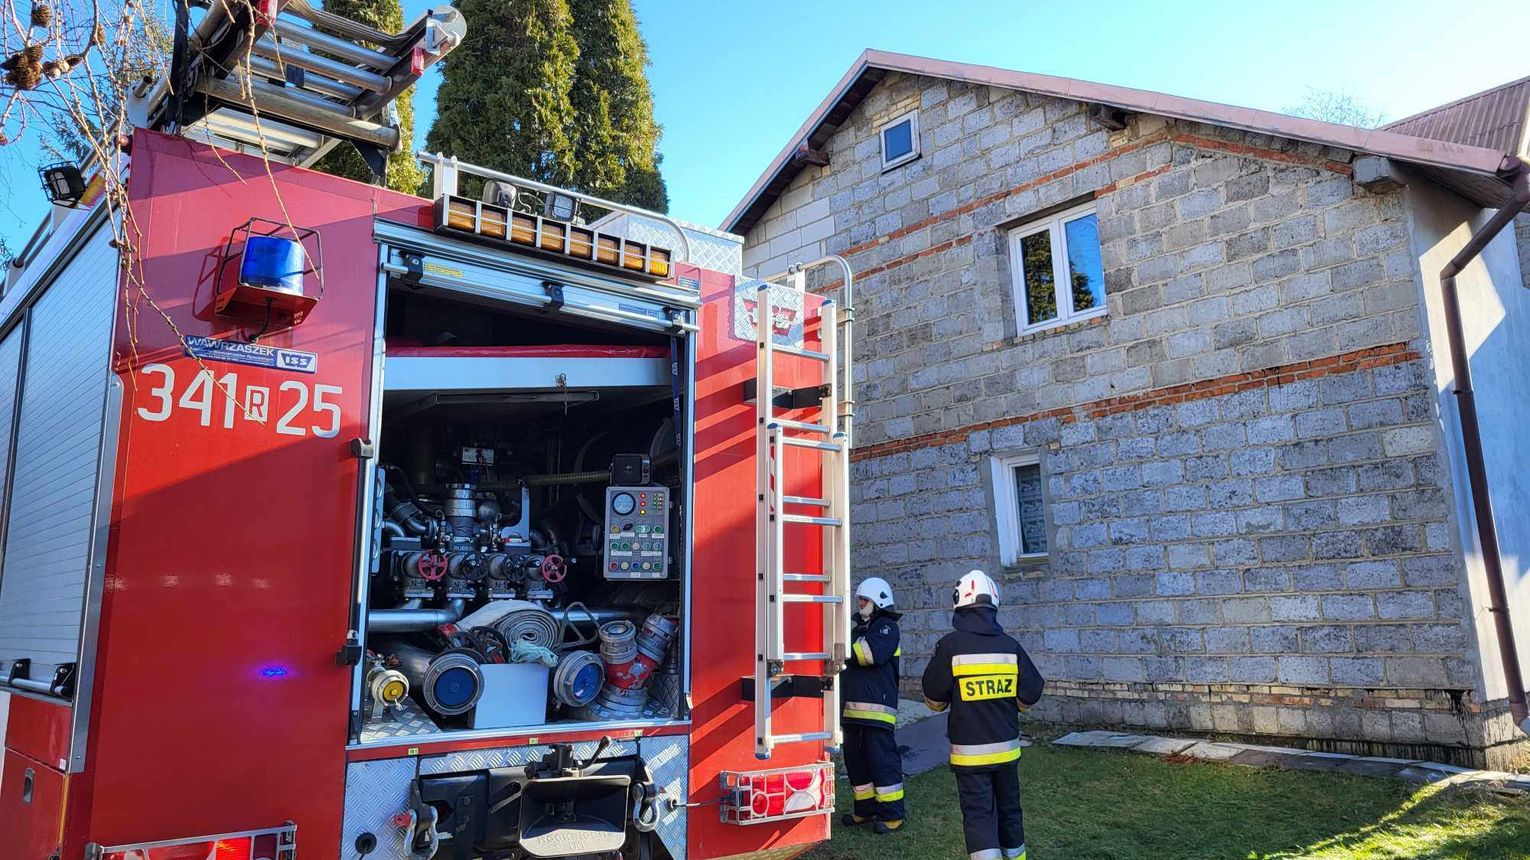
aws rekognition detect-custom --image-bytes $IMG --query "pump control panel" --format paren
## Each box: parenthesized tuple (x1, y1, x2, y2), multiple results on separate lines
(604, 486, 670, 580)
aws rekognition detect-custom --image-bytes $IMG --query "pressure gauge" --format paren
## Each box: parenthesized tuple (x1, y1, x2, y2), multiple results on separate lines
(611, 492, 636, 515)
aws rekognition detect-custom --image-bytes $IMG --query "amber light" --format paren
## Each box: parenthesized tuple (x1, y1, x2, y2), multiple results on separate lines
(445, 197, 476, 231)
(509, 213, 537, 246)
(479, 204, 508, 239)
(647, 247, 671, 278)
(596, 235, 621, 265)
(569, 227, 595, 259)
(621, 240, 646, 271)
(539, 219, 567, 252)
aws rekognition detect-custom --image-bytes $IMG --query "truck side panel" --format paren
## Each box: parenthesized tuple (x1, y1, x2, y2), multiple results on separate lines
(688, 265, 832, 858)
(69, 131, 422, 852)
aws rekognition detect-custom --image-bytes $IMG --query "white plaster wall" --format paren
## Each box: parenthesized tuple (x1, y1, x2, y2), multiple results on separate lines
(1407, 180, 1530, 703)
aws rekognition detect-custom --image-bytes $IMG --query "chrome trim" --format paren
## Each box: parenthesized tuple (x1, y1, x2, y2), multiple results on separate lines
(374, 219, 700, 308)
(680, 327, 696, 719)
(0, 313, 31, 623)
(92, 821, 297, 853)
(348, 253, 390, 731)
(69, 373, 123, 772)
(346, 717, 693, 751)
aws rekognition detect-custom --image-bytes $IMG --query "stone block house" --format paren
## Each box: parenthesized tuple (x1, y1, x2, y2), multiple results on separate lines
(723, 53, 1530, 769)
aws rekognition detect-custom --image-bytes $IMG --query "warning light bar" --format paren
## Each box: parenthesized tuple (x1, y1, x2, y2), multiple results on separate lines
(435, 195, 672, 280)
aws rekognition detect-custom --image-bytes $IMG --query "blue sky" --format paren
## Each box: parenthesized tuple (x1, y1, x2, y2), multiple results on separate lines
(2, 0, 1526, 248)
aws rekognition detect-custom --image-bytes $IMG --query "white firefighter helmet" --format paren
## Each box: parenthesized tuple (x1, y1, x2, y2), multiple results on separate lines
(953, 569, 1001, 609)
(855, 577, 895, 610)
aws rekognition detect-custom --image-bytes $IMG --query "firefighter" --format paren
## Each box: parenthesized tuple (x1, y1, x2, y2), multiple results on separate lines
(839, 576, 905, 834)
(922, 570, 1044, 860)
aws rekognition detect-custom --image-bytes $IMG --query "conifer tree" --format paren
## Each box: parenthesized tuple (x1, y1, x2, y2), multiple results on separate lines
(426, 0, 578, 186)
(568, 0, 667, 211)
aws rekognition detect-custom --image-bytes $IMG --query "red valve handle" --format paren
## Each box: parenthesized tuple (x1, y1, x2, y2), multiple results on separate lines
(540, 554, 567, 584)
(416, 551, 448, 581)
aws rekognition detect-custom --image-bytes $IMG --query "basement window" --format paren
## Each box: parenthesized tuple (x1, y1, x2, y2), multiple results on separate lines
(1008, 202, 1106, 332)
(879, 110, 919, 171)
(991, 453, 1048, 565)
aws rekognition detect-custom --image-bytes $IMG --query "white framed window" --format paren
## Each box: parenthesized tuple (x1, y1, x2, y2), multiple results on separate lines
(1007, 201, 1106, 333)
(991, 453, 1048, 565)
(879, 110, 920, 171)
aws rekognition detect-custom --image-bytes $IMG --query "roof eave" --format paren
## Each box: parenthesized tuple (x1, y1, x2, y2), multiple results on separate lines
(723, 50, 1523, 235)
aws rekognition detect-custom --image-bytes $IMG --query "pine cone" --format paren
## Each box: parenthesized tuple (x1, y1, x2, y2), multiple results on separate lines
(10, 57, 41, 90)
(30, 3, 53, 28)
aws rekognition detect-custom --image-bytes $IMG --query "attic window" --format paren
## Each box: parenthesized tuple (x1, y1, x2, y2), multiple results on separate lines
(879, 110, 919, 171)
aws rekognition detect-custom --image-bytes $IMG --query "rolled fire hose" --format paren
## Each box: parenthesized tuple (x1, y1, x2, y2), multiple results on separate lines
(483, 600, 560, 652)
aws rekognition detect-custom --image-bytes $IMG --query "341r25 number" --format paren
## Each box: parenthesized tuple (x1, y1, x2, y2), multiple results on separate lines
(136, 363, 342, 438)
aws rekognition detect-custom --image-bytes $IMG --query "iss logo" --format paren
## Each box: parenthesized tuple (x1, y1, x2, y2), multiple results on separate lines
(276, 350, 317, 372)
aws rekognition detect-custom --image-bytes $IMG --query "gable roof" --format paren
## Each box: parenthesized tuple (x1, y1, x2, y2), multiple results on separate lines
(722, 50, 1524, 235)
(1382, 76, 1530, 156)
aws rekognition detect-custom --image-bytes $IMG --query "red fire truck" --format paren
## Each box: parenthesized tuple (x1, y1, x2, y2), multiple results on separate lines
(0, 2, 855, 857)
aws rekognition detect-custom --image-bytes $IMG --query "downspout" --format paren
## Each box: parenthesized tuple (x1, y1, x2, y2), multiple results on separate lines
(1437, 155, 1530, 733)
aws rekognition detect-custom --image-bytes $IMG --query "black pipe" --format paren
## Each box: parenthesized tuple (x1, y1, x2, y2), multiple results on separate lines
(1437, 156, 1530, 731)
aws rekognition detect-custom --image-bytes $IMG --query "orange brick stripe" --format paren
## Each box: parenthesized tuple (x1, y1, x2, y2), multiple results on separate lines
(833, 130, 1354, 266)
(850, 342, 1420, 462)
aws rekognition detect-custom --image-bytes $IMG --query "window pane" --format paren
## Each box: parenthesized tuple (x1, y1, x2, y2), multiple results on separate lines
(883, 120, 914, 163)
(1064, 214, 1105, 313)
(1019, 231, 1057, 325)
(1013, 463, 1047, 555)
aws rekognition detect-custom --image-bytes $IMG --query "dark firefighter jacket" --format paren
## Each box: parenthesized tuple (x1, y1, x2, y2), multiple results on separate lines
(841, 607, 901, 729)
(921, 605, 1044, 769)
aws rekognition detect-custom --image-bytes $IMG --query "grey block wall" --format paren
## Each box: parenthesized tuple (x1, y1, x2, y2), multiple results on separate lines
(741, 71, 1516, 765)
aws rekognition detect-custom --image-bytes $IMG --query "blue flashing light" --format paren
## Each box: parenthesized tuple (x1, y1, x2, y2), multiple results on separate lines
(240, 235, 306, 295)
(258, 664, 291, 679)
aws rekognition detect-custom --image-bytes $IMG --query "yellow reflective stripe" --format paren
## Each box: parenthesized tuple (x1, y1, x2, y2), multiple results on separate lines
(951, 652, 1017, 667)
(894, 647, 902, 657)
(925, 697, 949, 712)
(853, 638, 873, 666)
(1002, 846, 1027, 860)
(952, 664, 1020, 677)
(875, 788, 905, 802)
(950, 747, 1023, 766)
(844, 708, 897, 724)
(852, 783, 875, 800)
(950, 740, 1023, 767)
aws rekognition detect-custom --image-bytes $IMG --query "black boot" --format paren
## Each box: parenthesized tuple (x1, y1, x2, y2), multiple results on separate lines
(841, 813, 873, 827)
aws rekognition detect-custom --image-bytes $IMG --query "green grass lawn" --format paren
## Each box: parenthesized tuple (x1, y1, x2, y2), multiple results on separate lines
(805, 742, 1530, 859)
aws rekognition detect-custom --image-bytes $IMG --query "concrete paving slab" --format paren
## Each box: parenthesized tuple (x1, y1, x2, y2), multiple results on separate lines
(1132, 737, 1196, 755)
(1054, 730, 1129, 747)
(1181, 742, 1246, 762)
(1339, 758, 1413, 779)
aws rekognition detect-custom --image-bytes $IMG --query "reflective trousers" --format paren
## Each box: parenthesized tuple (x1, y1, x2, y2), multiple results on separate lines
(955, 762, 1025, 860)
(843, 723, 904, 821)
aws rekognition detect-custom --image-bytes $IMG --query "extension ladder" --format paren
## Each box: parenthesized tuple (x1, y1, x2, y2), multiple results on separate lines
(136, 0, 464, 176)
(752, 257, 855, 760)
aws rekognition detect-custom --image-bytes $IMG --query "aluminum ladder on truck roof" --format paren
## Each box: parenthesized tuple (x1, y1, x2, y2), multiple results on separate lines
(751, 257, 855, 760)
(136, 0, 464, 178)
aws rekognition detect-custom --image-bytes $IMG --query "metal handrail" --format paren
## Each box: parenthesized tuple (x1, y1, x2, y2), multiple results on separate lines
(418, 151, 692, 262)
(758, 254, 855, 434)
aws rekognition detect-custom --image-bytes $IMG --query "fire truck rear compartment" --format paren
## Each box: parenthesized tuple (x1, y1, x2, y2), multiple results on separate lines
(357, 289, 688, 743)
